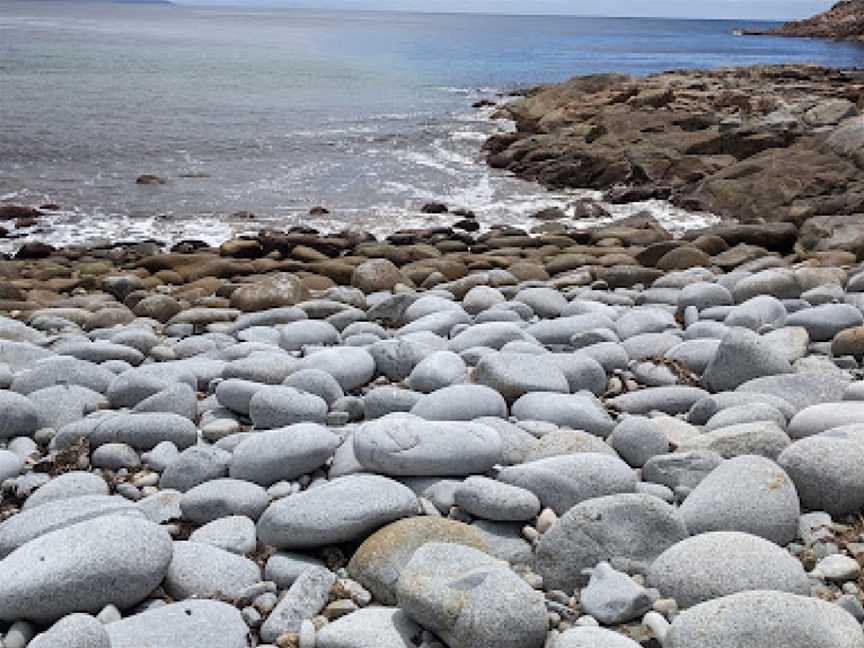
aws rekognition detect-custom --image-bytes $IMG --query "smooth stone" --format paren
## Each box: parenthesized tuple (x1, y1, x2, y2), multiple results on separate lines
(785, 304, 864, 342)
(474, 352, 569, 403)
(788, 402, 864, 439)
(137, 489, 182, 524)
(347, 517, 488, 605)
(295, 347, 375, 391)
(189, 515, 257, 554)
(578, 341, 629, 373)
(666, 590, 864, 648)
(526, 314, 616, 346)
(265, 551, 326, 589)
(131, 381, 197, 419)
(524, 428, 617, 461)
(215, 378, 263, 416)
(609, 416, 669, 467)
(688, 392, 796, 425)
(580, 562, 654, 624)
(548, 352, 608, 395)
(106, 600, 249, 648)
(648, 531, 809, 608)
(407, 350, 467, 393)
(11, 356, 116, 395)
(550, 627, 642, 648)
(23, 471, 108, 510)
(159, 445, 231, 492)
(222, 351, 298, 385)
(0, 516, 172, 624)
(279, 319, 340, 351)
(316, 608, 422, 648)
(260, 566, 335, 642)
(535, 493, 688, 591)
(762, 326, 810, 363)
(364, 386, 424, 419)
(249, 386, 328, 428)
(164, 540, 260, 600)
(704, 402, 786, 432)
(92, 443, 141, 470)
(257, 474, 418, 549)
(28, 384, 108, 429)
(409, 384, 508, 421)
(511, 391, 614, 437)
(736, 372, 851, 413)
(454, 476, 541, 521)
(778, 436, 864, 516)
(680, 455, 799, 545)
(229, 423, 339, 485)
(664, 338, 721, 375)
(724, 294, 787, 330)
(678, 421, 792, 460)
(396, 543, 547, 648)
(607, 386, 709, 416)
(497, 454, 636, 515)
(354, 414, 501, 476)
(28, 613, 110, 648)
(448, 322, 533, 352)
(0, 391, 39, 439)
(180, 478, 269, 524)
(702, 327, 792, 392)
(87, 413, 198, 451)
(0, 495, 144, 557)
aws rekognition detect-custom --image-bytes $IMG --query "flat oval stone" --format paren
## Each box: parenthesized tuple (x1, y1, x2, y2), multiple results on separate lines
(497, 454, 636, 515)
(353, 414, 502, 476)
(257, 474, 418, 549)
(535, 493, 688, 592)
(106, 600, 249, 648)
(667, 590, 864, 648)
(163, 541, 261, 600)
(649, 531, 809, 608)
(409, 384, 508, 421)
(0, 495, 144, 558)
(0, 516, 172, 624)
(229, 423, 339, 486)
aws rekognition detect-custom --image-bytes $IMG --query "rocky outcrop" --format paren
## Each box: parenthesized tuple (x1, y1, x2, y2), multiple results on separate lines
(752, 1, 864, 41)
(485, 65, 864, 230)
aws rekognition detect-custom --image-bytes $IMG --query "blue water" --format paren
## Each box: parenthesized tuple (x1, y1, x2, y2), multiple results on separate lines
(2, 3, 864, 248)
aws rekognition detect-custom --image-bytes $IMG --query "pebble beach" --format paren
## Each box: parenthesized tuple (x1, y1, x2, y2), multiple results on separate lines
(4, 1, 864, 645)
(0, 200, 863, 648)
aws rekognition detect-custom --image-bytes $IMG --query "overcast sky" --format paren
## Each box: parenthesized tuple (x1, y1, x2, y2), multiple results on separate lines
(177, 0, 833, 21)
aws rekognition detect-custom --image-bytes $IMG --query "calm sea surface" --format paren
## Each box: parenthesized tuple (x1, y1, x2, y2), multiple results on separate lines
(3, 3, 864, 249)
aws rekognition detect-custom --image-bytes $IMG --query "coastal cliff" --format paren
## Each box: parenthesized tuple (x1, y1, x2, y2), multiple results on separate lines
(763, 0, 864, 41)
(485, 65, 864, 253)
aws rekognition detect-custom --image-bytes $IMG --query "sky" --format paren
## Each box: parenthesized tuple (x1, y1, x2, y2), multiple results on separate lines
(176, 0, 834, 21)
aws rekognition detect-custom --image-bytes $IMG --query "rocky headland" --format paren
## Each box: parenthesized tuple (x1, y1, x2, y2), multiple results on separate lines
(485, 64, 864, 257)
(744, 1, 864, 41)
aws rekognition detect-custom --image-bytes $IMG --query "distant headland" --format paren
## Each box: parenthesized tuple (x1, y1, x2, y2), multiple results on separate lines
(740, 0, 864, 41)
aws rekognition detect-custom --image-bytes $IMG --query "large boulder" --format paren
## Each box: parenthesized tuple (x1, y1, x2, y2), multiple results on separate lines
(353, 414, 502, 476)
(679, 455, 799, 545)
(106, 600, 249, 648)
(497, 454, 636, 514)
(396, 543, 547, 648)
(647, 531, 809, 608)
(665, 590, 864, 648)
(535, 493, 688, 591)
(257, 474, 419, 549)
(0, 516, 172, 624)
(347, 517, 488, 605)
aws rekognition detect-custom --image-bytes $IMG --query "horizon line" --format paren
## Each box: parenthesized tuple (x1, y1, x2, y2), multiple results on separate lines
(159, 2, 791, 22)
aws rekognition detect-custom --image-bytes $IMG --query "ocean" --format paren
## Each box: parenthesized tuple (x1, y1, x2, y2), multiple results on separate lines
(3, 2, 864, 250)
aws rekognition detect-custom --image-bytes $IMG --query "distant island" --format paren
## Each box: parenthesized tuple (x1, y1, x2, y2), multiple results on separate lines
(741, 0, 864, 41)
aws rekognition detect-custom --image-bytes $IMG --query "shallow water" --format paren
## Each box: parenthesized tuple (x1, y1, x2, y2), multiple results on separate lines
(3, 3, 864, 250)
